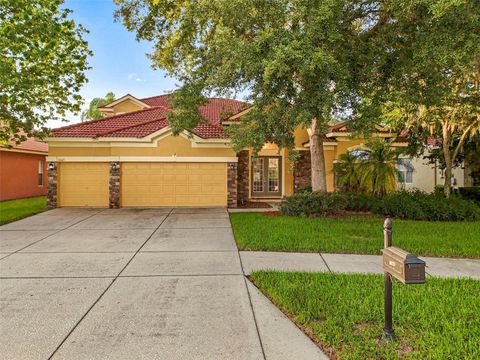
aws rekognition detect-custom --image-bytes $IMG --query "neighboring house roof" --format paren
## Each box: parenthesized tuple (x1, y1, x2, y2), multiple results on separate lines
(51, 96, 248, 139)
(2, 130, 48, 154)
(327, 120, 394, 134)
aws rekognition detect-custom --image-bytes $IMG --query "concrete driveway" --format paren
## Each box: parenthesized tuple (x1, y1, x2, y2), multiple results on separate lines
(0, 208, 325, 360)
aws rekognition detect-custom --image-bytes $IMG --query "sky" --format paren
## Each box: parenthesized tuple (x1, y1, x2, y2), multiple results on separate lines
(48, 0, 178, 128)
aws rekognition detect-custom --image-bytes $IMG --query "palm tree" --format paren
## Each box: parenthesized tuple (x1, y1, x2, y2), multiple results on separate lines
(333, 152, 362, 193)
(358, 140, 399, 197)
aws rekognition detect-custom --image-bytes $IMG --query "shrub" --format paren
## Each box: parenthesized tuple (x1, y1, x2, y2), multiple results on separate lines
(296, 186, 312, 194)
(434, 185, 445, 196)
(375, 190, 480, 221)
(343, 192, 380, 212)
(458, 187, 480, 205)
(284, 190, 480, 221)
(280, 192, 348, 217)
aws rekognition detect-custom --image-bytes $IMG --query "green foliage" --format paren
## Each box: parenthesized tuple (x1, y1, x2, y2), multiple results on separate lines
(280, 192, 347, 217)
(335, 140, 399, 197)
(343, 192, 380, 212)
(434, 185, 445, 197)
(0, 0, 91, 144)
(345, 191, 480, 222)
(458, 187, 480, 205)
(369, 1, 480, 197)
(81, 92, 115, 121)
(251, 272, 480, 359)
(114, 0, 376, 152)
(333, 152, 362, 193)
(281, 189, 480, 221)
(358, 140, 399, 197)
(295, 186, 312, 194)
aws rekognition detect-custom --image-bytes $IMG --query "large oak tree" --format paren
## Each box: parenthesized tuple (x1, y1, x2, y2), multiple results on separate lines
(114, 0, 378, 192)
(115, 0, 479, 194)
(367, 1, 480, 197)
(0, 0, 91, 144)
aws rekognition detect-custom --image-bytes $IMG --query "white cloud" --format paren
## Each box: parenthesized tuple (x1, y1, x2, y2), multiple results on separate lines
(128, 72, 146, 82)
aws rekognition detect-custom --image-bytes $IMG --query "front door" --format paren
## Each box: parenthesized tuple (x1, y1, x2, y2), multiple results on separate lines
(252, 157, 282, 197)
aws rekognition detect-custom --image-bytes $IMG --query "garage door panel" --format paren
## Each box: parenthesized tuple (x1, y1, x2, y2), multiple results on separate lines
(121, 162, 227, 207)
(59, 163, 109, 207)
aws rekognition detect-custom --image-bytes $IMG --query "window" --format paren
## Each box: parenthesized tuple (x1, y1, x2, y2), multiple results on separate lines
(38, 160, 44, 186)
(349, 150, 370, 160)
(397, 159, 414, 184)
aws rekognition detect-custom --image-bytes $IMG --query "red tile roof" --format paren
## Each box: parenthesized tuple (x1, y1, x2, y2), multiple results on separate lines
(3, 130, 48, 154)
(52, 107, 170, 138)
(52, 96, 248, 139)
(141, 95, 247, 124)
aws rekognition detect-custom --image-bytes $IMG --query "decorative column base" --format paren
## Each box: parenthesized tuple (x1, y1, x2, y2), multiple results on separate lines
(47, 162, 58, 209)
(237, 150, 250, 206)
(109, 162, 121, 208)
(227, 162, 238, 208)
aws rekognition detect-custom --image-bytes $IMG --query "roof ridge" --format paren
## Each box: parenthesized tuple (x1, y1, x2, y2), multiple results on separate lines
(100, 93, 142, 108)
(53, 106, 167, 133)
(140, 93, 173, 101)
(95, 117, 167, 137)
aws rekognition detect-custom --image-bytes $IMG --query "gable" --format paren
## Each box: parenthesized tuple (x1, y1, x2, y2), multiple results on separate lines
(109, 99, 147, 115)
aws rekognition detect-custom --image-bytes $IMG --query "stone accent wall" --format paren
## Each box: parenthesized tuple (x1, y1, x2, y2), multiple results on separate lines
(237, 150, 250, 205)
(46, 162, 58, 209)
(227, 162, 238, 208)
(293, 150, 311, 192)
(109, 162, 121, 209)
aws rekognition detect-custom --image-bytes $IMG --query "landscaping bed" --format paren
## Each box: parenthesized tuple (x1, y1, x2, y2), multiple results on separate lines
(250, 271, 480, 360)
(230, 212, 480, 258)
(0, 196, 47, 225)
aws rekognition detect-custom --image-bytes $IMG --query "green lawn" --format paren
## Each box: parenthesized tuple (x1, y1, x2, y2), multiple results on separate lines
(0, 196, 47, 225)
(230, 212, 480, 258)
(251, 271, 480, 360)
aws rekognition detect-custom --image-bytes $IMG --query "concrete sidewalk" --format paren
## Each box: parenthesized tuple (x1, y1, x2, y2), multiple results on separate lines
(240, 251, 480, 279)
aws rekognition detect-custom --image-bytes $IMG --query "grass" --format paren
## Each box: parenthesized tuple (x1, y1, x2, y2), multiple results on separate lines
(0, 196, 47, 225)
(251, 271, 480, 360)
(230, 212, 480, 258)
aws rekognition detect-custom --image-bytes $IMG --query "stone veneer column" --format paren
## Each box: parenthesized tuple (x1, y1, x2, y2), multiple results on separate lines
(236, 150, 250, 205)
(227, 162, 238, 208)
(109, 162, 121, 209)
(47, 162, 58, 209)
(293, 150, 312, 192)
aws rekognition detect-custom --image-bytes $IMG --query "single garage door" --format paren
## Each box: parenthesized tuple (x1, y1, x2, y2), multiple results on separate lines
(121, 162, 227, 207)
(59, 163, 109, 207)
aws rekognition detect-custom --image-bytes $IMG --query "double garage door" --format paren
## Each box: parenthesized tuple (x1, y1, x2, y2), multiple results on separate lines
(58, 162, 227, 207)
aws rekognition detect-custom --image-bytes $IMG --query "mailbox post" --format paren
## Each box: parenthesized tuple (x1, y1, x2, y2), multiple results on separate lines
(382, 217, 426, 341)
(383, 217, 395, 340)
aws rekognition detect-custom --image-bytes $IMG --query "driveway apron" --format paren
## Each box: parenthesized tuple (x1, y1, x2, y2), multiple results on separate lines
(0, 207, 265, 360)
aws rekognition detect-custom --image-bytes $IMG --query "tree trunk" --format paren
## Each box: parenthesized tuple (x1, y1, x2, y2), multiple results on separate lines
(442, 128, 452, 197)
(307, 118, 327, 192)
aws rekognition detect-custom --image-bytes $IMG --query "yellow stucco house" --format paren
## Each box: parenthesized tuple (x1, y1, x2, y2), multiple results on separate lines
(45, 93, 404, 208)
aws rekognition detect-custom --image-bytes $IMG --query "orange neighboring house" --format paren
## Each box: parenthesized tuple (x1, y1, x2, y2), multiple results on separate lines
(0, 132, 48, 201)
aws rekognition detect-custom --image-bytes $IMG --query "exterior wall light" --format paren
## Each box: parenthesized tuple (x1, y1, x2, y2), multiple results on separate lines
(48, 162, 56, 171)
(111, 162, 120, 170)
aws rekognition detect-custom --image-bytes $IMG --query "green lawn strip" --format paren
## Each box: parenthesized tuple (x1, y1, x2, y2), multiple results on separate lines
(0, 196, 47, 225)
(250, 271, 480, 360)
(230, 212, 480, 258)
